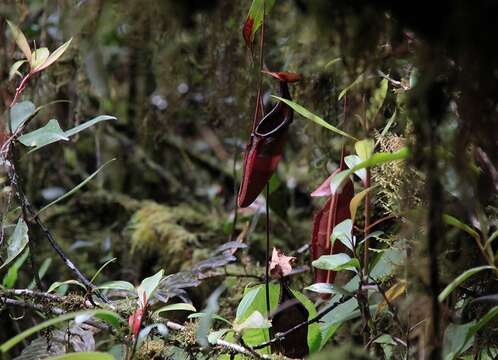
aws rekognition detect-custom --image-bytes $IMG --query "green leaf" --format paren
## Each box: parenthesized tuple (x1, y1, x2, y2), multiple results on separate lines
(320, 297, 359, 346)
(188, 312, 232, 325)
(235, 283, 280, 353)
(97, 280, 135, 291)
(0, 310, 124, 353)
(236, 286, 261, 320)
(375, 110, 397, 147)
(289, 289, 322, 354)
(233, 311, 270, 333)
(332, 219, 354, 251)
(196, 285, 226, 347)
(136, 269, 164, 306)
(0, 218, 29, 270)
(438, 266, 494, 303)
(47, 352, 115, 360)
(32, 38, 73, 73)
(484, 230, 498, 249)
(28, 257, 52, 289)
(9, 59, 26, 80)
(312, 254, 360, 272)
(243, 0, 276, 45)
(18, 119, 68, 150)
(350, 186, 375, 223)
(47, 280, 86, 293)
(90, 257, 117, 283)
(63, 115, 116, 138)
(456, 306, 498, 356)
(443, 322, 476, 360)
(344, 155, 367, 184)
(325, 57, 341, 68)
(2, 249, 29, 288)
(30, 48, 50, 70)
(10, 100, 36, 133)
(443, 214, 481, 242)
(366, 78, 388, 121)
(154, 303, 196, 316)
(6, 20, 31, 63)
(355, 139, 375, 161)
(338, 73, 365, 100)
(271, 96, 358, 140)
(331, 148, 410, 193)
(37, 159, 116, 215)
(409, 67, 418, 88)
(305, 283, 353, 297)
(208, 329, 231, 345)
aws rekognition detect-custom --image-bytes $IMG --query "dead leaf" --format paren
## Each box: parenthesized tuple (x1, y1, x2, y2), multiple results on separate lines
(269, 248, 295, 278)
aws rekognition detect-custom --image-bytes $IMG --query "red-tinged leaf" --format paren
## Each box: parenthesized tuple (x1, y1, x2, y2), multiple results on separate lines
(261, 70, 301, 83)
(269, 248, 295, 278)
(242, 16, 255, 48)
(310, 171, 335, 197)
(241, 0, 276, 48)
(311, 176, 354, 290)
(128, 306, 145, 338)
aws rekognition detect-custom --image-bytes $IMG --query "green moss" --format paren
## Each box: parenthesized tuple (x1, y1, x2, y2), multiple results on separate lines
(126, 201, 222, 273)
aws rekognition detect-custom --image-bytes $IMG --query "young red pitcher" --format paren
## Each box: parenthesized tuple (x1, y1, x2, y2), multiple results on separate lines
(237, 71, 300, 208)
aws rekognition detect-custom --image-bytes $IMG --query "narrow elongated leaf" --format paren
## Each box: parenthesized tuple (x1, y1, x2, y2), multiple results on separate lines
(338, 73, 365, 100)
(242, 0, 276, 47)
(97, 280, 135, 292)
(355, 139, 375, 161)
(154, 303, 196, 316)
(30, 48, 50, 69)
(6, 20, 31, 63)
(350, 186, 375, 222)
(331, 148, 410, 193)
(47, 352, 115, 360)
(305, 283, 353, 297)
(272, 96, 358, 140)
(47, 280, 86, 293)
(438, 266, 494, 302)
(33, 38, 73, 73)
(136, 269, 164, 306)
(0, 219, 29, 270)
(91, 257, 117, 283)
(455, 306, 498, 356)
(37, 159, 115, 215)
(188, 312, 232, 325)
(0, 310, 124, 353)
(9, 60, 26, 80)
(375, 110, 397, 147)
(443, 214, 481, 242)
(2, 249, 29, 288)
(18, 119, 68, 150)
(196, 285, 226, 347)
(64, 115, 116, 138)
(366, 78, 388, 121)
(10, 100, 36, 132)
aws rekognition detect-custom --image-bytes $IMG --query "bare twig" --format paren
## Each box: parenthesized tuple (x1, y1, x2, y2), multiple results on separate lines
(1, 296, 110, 331)
(3, 141, 109, 304)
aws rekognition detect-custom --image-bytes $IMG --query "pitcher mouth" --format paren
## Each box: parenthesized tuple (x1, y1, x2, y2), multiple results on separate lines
(254, 103, 291, 138)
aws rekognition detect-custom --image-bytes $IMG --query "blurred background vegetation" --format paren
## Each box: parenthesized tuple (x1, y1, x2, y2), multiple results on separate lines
(1, 0, 498, 357)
